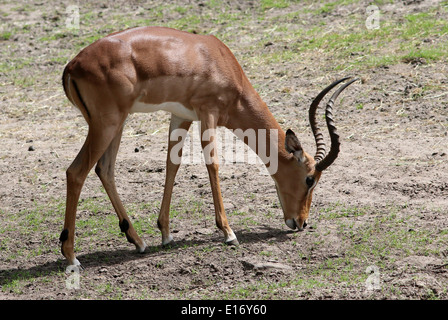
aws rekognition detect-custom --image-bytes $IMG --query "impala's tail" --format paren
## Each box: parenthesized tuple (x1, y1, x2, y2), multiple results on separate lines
(62, 64, 91, 121)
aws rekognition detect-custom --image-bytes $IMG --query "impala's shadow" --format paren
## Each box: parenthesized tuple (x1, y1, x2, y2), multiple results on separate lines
(0, 225, 294, 287)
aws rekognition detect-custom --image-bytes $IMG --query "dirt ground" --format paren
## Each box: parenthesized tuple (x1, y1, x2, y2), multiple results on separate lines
(0, 0, 447, 301)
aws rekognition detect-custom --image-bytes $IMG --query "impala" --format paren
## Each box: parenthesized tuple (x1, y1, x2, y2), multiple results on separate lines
(60, 26, 356, 266)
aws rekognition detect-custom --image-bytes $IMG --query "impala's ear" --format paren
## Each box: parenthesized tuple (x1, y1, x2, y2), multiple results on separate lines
(285, 129, 304, 161)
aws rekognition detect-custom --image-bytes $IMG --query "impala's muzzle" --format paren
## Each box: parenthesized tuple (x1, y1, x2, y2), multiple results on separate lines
(285, 218, 307, 231)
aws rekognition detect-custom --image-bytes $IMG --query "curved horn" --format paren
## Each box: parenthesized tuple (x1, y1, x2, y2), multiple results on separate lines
(309, 77, 351, 163)
(314, 78, 358, 172)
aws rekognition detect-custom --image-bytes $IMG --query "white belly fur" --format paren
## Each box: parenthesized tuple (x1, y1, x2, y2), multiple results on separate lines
(130, 100, 199, 121)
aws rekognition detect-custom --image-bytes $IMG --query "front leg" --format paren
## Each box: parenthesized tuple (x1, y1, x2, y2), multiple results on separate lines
(157, 115, 192, 246)
(200, 113, 239, 246)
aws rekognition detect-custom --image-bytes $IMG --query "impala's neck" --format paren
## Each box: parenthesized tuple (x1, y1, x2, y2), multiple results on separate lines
(226, 87, 293, 178)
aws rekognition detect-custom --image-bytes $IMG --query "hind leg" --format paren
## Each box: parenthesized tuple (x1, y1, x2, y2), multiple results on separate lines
(60, 112, 127, 266)
(95, 125, 146, 253)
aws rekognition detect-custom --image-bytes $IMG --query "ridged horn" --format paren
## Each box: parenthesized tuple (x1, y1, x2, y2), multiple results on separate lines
(308, 77, 358, 172)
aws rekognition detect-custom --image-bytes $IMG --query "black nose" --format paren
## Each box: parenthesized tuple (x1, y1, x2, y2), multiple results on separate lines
(303, 221, 307, 228)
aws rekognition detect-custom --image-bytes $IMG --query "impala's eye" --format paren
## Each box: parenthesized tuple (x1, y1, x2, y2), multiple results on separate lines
(306, 176, 315, 188)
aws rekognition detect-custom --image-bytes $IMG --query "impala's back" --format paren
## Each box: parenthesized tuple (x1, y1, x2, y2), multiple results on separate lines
(63, 26, 246, 121)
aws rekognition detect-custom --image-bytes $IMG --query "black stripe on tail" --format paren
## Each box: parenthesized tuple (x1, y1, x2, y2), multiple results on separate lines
(71, 79, 91, 119)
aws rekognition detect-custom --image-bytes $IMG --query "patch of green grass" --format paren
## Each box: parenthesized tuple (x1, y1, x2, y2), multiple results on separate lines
(323, 202, 445, 261)
(216, 274, 336, 299)
(302, 201, 448, 298)
(0, 30, 12, 40)
(310, 0, 357, 15)
(401, 46, 447, 63)
(38, 31, 72, 42)
(166, 14, 203, 33)
(403, 12, 448, 38)
(319, 202, 369, 219)
(0, 57, 36, 73)
(95, 282, 124, 299)
(1, 269, 64, 295)
(256, 7, 448, 70)
(260, 0, 291, 11)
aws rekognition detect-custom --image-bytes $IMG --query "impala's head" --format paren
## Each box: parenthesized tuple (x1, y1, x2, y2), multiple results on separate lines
(275, 77, 357, 231)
